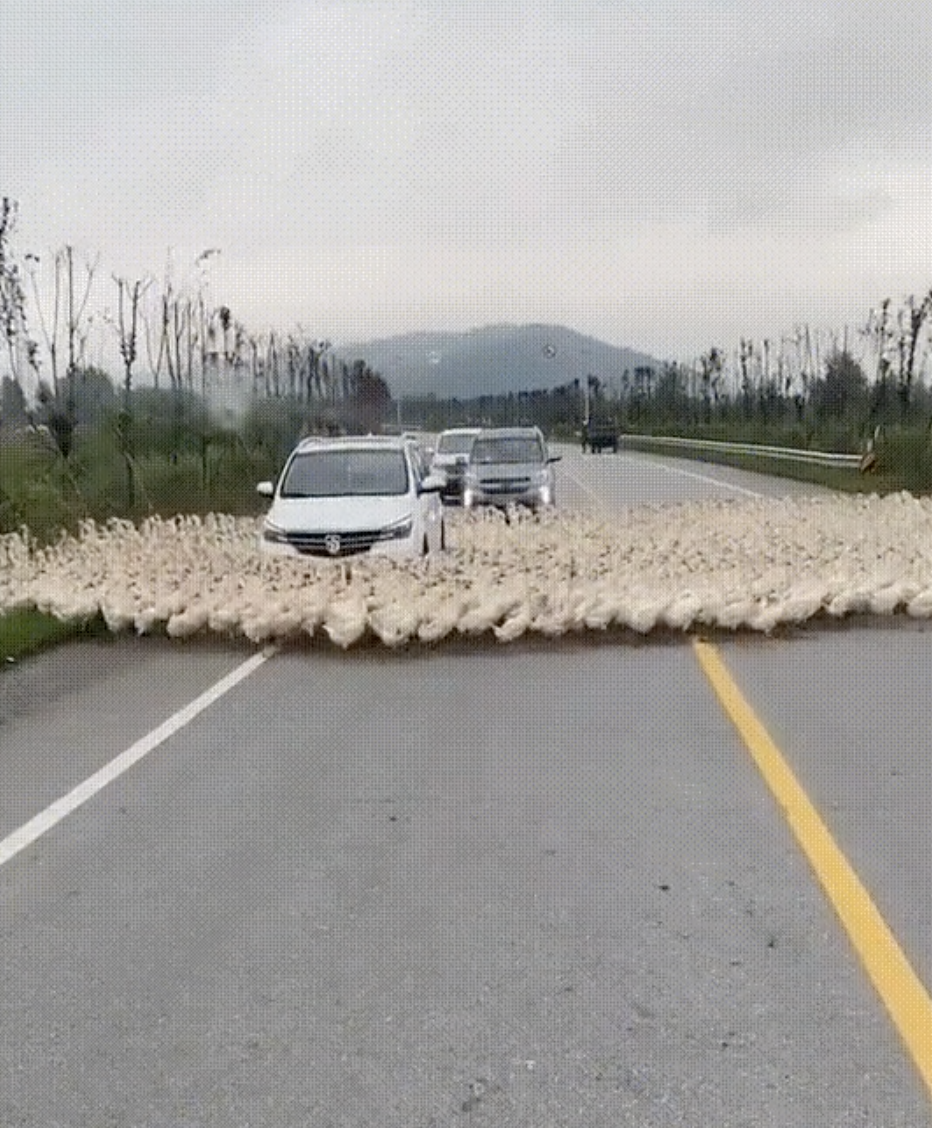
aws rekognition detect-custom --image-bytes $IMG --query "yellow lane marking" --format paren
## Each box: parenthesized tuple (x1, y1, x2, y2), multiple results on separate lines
(693, 639, 932, 1100)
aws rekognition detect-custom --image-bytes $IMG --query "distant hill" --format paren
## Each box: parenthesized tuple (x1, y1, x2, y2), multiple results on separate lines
(338, 324, 661, 399)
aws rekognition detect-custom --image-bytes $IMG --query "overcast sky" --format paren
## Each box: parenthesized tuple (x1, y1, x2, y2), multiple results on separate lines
(3, 0, 931, 361)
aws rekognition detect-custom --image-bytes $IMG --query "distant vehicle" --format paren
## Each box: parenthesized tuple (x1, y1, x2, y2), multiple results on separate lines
(400, 430, 436, 463)
(257, 434, 445, 558)
(581, 418, 618, 454)
(431, 427, 481, 503)
(462, 426, 561, 511)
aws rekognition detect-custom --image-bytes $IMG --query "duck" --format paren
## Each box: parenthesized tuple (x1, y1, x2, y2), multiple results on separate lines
(322, 593, 369, 648)
(369, 597, 420, 646)
(10, 488, 932, 648)
(663, 590, 703, 631)
(166, 601, 211, 638)
(907, 589, 932, 618)
(492, 597, 533, 642)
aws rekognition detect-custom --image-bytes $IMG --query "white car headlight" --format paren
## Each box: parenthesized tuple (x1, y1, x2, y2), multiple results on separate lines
(380, 514, 414, 541)
(261, 520, 290, 544)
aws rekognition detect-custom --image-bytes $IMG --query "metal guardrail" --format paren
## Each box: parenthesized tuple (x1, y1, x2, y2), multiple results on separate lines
(618, 433, 863, 468)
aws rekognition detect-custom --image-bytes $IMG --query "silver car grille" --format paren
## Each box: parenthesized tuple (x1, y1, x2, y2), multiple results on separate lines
(284, 530, 383, 557)
(480, 477, 532, 492)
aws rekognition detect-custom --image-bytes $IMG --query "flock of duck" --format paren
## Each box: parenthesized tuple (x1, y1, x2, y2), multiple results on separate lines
(4, 493, 932, 648)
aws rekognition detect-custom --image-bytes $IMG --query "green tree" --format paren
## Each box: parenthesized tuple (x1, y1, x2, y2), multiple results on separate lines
(653, 362, 686, 424)
(814, 349, 867, 419)
(0, 374, 27, 427)
(58, 365, 116, 425)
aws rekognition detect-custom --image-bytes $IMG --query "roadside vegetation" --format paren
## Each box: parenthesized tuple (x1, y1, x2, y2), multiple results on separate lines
(401, 324, 932, 495)
(0, 606, 109, 663)
(0, 197, 393, 660)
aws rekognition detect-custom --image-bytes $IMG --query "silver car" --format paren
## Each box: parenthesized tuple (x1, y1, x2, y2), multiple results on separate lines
(462, 426, 561, 510)
(431, 427, 481, 503)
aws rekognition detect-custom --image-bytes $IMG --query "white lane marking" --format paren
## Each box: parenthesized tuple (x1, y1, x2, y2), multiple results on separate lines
(0, 650, 271, 869)
(628, 453, 764, 498)
(561, 450, 763, 507)
(559, 463, 609, 513)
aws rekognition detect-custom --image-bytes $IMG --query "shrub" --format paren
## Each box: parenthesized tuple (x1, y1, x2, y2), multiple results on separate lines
(881, 427, 932, 492)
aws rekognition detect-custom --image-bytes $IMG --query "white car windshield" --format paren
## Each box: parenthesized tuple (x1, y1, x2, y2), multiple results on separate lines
(471, 437, 543, 464)
(437, 433, 476, 455)
(280, 449, 409, 497)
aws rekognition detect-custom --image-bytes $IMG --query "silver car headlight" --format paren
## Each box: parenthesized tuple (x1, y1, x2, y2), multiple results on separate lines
(380, 514, 414, 540)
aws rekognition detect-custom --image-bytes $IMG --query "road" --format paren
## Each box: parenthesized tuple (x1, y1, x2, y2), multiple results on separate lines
(1, 448, 931, 1126)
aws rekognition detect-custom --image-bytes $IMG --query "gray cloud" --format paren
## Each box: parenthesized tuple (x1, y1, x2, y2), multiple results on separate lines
(3, 0, 931, 357)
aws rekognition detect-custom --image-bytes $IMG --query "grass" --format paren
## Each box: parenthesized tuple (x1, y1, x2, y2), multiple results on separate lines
(0, 608, 110, 665)
(0, 425, 274, 542)
(618, 436, 900, 494)
(0, 420, 278, 664)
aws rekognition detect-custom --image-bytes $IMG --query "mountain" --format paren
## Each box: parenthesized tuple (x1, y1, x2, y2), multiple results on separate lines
(338, 324, 662, 399)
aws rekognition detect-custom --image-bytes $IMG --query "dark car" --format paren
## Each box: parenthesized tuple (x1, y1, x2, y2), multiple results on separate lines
(581, 419, 618, 453)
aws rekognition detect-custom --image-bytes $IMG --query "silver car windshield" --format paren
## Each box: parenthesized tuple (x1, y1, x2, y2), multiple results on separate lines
(280, 449, 409, 497)
(437, 433, 476, 455)
(471, 437, 543, 464)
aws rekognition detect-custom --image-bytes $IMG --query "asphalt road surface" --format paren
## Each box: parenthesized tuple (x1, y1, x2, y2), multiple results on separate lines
(1, 449, 931, 1126)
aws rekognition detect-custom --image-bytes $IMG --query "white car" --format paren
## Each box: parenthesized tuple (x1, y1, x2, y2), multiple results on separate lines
(257, 435, 446, 558)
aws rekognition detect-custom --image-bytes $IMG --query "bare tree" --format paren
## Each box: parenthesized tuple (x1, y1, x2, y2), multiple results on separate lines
(897, 291, 932, 419)
(62, 245, 98, 397)
(107, 274, 148, 509)
(247, 332, 262, 399)
(139, 281, 167, 389)
(265, 331, 281, 398)
(169, 294, 188, 391)
(698, 347, 723, 423)
(24, 248, 66, 399)
(737, 337, 755, 417)
(113, 275, 149, 407)
(180, 296, 197, 391)
(305, 340, 322, 402)
(0, 198, 39, 401)
(864, 298, 894, 420)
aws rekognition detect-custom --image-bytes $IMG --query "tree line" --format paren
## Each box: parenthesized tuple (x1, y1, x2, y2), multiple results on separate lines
(0, 198, 393, 458)
(5, 196, 932, 468)
(400, 314, 932, 457)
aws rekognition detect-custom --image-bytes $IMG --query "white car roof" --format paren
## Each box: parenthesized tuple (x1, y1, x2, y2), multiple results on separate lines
(474, 426, 544, 439)
(293, 434, 411, 454)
